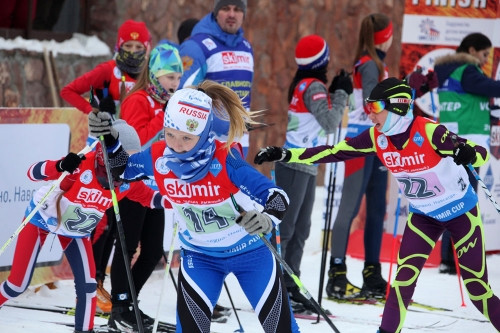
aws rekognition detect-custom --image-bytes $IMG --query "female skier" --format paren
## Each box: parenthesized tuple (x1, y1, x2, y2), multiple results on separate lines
(87, 80, 301, 333)
(254, 77, 500, 333)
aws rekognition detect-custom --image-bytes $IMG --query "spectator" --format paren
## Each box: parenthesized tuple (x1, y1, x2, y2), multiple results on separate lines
(179, 0, 253, 157)
(254, 77, 500, 333)
(275, 34, 350, 312)
(61, 19, 151, 115)
(107, 43, 183, 332)
(88, 81, 301, 333)
(326, 13, 393, 299)
(434, 32, 500, 275)
(60, 19, 151, 314)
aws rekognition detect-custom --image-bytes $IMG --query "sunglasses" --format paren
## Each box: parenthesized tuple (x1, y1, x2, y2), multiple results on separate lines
(365, 98, 413, 114)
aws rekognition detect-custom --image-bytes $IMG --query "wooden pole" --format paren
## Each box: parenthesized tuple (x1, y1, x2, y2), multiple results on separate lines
(43, 48, 60, 107)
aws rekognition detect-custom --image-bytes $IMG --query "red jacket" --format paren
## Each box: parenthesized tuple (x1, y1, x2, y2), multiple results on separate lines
(60, 60, 137, 113)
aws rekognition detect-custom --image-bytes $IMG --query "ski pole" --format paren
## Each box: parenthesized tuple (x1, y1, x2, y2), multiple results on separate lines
(450, 134, 500, 213)
(270, 166, 282, 269)
(153, 221, 179, 333)
(467, 163, 500, 213)
(161, 252, 178, 292)
(428, 69, 438, 122)
(0, 141, 98, 257)
(169, 266, 178, 291)
(385, 189, 402, 299)
(260, 235, 340, 332)
(224, 281, 244, 332)
(95, 114, 144, 333)
(317, 122, 342, 323)
(230, 194, 341, 333)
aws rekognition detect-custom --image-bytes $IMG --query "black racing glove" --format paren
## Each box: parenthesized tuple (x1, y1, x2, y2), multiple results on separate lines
(56, 152, 86, 173)
(98, 81, 116, 115)
(452, 142, 477, 166)
(254, 146, 291, 165)
(90, 81, 116, 115)
(329, 69, 353, 95)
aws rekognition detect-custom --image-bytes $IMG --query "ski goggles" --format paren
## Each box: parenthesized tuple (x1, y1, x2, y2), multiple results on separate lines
(365, 99, 387, 114)
(365, 98, 413, 114)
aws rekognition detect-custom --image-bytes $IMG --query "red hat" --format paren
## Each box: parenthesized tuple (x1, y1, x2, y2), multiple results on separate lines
(295, 35, 330, 70)
(116, 20, 151, 51)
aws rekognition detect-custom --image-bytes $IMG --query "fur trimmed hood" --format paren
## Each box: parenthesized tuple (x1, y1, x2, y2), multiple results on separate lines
(433, 52, 481, 86)
(434, 52, 480, 67)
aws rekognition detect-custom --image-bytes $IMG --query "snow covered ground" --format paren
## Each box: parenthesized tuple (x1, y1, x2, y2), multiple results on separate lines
(1, 186, 499, 332)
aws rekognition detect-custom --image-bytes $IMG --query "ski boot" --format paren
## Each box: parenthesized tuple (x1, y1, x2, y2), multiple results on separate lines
(361, 262, 387, 298)
(214, 303, 232, 316)
(211, 306, 229, 323)
(326, 262, 361, 299)
(108, 297, 153, 332)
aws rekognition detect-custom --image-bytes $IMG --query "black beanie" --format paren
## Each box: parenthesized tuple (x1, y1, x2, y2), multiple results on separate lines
(213, 0, 247, 15)
(177, 18, 199, 44)
(368, 77, 413, 116)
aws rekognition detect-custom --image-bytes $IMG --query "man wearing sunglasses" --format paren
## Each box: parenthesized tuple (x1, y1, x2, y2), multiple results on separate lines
(254, 77, 499, 333)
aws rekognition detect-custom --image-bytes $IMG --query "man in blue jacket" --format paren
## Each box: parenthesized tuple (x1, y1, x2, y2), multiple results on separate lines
(179, 0, 253, 157)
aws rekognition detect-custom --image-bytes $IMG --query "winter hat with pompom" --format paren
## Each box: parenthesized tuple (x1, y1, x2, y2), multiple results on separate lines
(295, 35, 330, 70)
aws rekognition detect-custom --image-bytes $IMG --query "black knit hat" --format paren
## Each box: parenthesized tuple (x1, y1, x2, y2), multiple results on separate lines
(368, 77, 413, 116)
(214, 0, 247, 15)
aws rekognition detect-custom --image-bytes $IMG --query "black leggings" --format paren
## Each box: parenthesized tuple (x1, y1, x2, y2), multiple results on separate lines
(92, 208, 115, 282)
(110, 197, 165, 299)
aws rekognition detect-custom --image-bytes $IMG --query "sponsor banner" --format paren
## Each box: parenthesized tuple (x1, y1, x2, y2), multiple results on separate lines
(402, 15, 495, 47)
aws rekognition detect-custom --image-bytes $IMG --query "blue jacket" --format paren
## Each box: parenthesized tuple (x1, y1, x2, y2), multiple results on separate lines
(179, 13, 254, 138)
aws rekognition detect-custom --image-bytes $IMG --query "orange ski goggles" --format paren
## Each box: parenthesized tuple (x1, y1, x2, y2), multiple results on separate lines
(365, 98, 413, 114)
